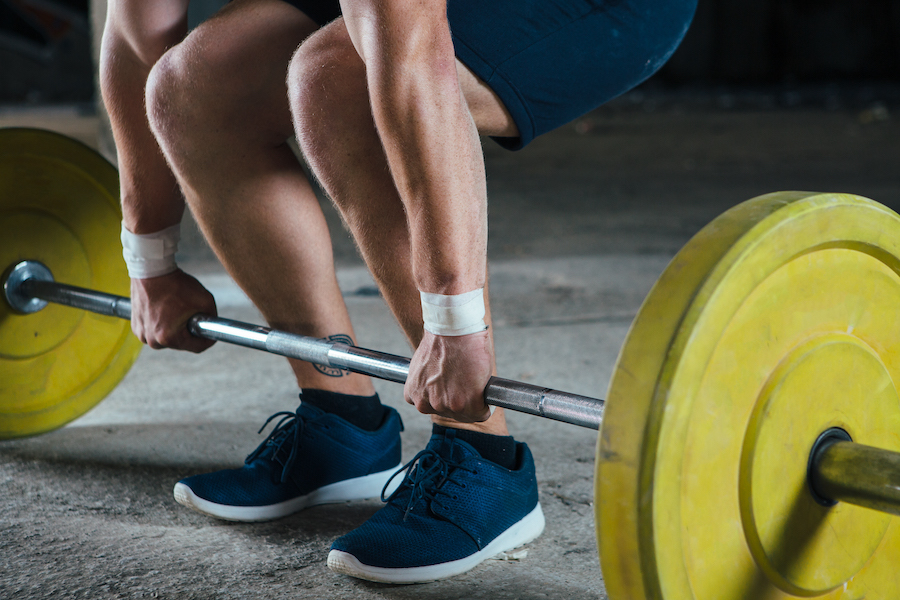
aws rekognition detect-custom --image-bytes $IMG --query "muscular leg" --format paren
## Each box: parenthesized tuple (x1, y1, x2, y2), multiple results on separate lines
(146, 0, 373, 396)
(288, 20, 518, 432)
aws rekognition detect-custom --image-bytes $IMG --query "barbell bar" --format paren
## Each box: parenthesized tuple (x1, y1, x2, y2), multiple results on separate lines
(5, 128, 900, 598)
(2, 259, 605, 430)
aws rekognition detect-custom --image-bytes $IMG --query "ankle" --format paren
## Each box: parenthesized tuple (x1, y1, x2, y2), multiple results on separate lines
(300, 389, 384, 431)
(432, 424, 518, 470)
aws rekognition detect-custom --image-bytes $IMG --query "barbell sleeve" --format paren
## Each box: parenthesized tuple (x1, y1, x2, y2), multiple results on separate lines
(810, 439, 900, 517)
(12, 270, 605, 430)
(21, 278, 133, 320)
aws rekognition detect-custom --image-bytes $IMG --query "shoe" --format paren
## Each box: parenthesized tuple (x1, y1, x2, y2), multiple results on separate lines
(173, 402, 403, 521)
(327, 428, 544, 583)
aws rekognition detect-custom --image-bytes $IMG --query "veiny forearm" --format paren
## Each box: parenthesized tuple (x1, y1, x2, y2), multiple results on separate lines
(99, 1, 188, 234)
(362, 12, 487, 295)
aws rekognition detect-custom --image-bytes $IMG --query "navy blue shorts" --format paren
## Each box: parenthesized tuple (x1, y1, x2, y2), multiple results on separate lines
(282, 0, 697, 150)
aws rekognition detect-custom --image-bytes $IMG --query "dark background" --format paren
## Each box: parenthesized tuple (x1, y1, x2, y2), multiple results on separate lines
(0, 0, 225, 104)
(1, 0, 900, 105)
(664, 0, 900, 84)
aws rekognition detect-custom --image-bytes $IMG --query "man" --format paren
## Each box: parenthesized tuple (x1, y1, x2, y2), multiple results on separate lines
(100, 0, 696, 583)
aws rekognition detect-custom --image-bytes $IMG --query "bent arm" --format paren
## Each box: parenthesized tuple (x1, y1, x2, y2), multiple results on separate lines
(100, 0, 189, 234)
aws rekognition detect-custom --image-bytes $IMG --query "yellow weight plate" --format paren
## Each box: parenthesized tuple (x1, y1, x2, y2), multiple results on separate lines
(0, 128, 141, 439)
(597, 192, 900, 600)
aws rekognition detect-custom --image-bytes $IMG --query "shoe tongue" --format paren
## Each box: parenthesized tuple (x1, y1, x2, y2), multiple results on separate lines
(438, 427, 458, 459)
(435, 429, 482, 464)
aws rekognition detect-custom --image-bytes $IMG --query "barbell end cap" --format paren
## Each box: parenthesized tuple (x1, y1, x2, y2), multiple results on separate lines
(2, 260, 54, 314)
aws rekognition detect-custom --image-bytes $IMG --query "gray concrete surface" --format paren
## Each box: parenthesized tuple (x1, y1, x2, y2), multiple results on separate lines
(1, 95, 899, 599)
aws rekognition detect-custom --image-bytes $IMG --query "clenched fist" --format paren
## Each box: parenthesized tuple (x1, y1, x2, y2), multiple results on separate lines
(130, 269, 217, 353)
(404, 329, 493, 423)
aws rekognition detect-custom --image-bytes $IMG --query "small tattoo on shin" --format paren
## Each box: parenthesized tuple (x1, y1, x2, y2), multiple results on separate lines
(314, 333, 354, 377)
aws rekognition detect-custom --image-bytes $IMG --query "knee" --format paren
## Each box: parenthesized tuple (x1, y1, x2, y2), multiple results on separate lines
(287, 24, 363, 138)
(145, 43, 201, 158)
(146, 33, 256, 159)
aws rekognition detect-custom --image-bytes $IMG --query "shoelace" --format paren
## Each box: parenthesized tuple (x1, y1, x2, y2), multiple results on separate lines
(382, 439, 476, 520)
(244, 409, 305, 483)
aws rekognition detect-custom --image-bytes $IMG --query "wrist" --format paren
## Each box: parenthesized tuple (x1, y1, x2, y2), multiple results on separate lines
(420, 288, 487, 336)
(121, 222, 181, 279)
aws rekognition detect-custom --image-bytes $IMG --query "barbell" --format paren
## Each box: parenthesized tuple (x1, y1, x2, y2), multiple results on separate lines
(2, 127, 900, 598)
(2, 259, 603, 430)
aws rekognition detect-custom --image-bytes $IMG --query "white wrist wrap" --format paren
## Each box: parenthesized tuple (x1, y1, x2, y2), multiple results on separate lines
(420, 288, 487, 336)
(121, 223, 181, 279)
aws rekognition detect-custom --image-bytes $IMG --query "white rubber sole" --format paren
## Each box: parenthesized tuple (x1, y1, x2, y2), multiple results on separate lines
(173, 463, 403, 522)
(327, 502, 546, 583)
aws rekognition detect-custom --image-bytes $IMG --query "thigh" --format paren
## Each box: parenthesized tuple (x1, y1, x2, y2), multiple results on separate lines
(448, 0, 698, 149)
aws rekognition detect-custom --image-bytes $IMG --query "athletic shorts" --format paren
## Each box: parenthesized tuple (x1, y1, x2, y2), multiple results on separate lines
(281, 0, 697, 150)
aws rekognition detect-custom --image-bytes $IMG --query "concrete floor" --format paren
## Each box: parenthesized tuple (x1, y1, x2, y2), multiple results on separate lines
(1, 91, 899, 599)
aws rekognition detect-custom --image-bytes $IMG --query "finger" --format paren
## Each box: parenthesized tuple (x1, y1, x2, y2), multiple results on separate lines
(465, 404, 493, 423)
(435, 409, 480, 423)
(130, 315, 144, 342)
(187, 337, 216, 353)
(414, 396, 437, 415)
(403, 382, 424, 408)
(175, 329, 215, 354)
(440, 400, 492, 423)
(472, 404, 493, 422)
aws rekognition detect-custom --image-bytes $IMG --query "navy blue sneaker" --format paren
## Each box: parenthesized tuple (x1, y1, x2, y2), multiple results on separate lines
(327, 428, 544, 583)
(173, 402, 403, 521)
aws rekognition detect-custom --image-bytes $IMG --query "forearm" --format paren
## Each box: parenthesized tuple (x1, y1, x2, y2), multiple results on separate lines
(360, 9, 487, 295)
(99, 1, 188, 234)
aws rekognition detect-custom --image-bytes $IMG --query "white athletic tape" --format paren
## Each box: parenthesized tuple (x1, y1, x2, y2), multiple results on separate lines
(121, 222, 181, 279)
(420, 288, 487, 336)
